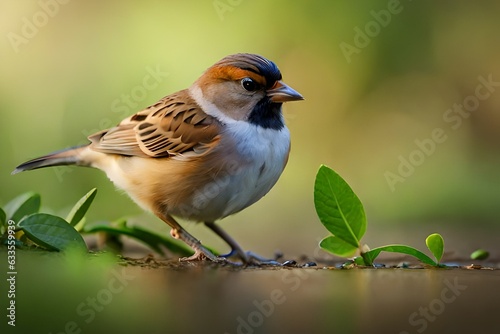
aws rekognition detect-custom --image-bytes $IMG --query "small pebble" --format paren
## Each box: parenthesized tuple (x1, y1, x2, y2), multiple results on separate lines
(282, 260, 297, 267)
(466, 264, 482, 270)
(397, 262, 410, 268)
(340, 262, 355, 269)
(302, 262, 317, 268)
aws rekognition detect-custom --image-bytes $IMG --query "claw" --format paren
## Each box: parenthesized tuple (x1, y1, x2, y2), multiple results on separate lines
(221, 249, 282, 266)
(180, 250, 226, 263)
(244, 251, 282, 266)
(203, 222, 282, 266)
(170, 227, 223, 262)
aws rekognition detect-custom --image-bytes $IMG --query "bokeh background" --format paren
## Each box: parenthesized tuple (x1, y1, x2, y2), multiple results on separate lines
(2, 0, 500, 258)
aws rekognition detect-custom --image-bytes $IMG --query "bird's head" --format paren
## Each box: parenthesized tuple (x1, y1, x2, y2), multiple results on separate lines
(189, 53, 303, 130)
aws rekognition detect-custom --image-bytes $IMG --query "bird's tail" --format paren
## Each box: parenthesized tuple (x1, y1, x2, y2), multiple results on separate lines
(12, 145, 88, 175)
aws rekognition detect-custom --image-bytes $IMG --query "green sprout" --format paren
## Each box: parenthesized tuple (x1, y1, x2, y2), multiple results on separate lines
(314, 164, 446, 267)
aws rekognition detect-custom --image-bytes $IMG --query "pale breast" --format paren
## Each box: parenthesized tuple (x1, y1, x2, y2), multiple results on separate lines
(178, 120, 291, 221)
(93, 120, 290, 223)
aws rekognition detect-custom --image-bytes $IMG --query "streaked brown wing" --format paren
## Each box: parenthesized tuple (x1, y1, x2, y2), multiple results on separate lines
(88, 89, 221, 158)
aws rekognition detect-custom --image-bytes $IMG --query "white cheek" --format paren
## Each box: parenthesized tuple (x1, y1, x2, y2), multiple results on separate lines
(188, 85, 236, 124)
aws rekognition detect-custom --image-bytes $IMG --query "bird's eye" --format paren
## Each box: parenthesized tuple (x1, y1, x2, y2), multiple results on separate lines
(241, 77, 258, 92)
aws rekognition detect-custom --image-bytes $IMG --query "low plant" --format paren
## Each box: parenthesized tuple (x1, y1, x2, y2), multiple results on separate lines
(3, 165, 451, 267)
(0, 189, 191, 256)
(314, 164, 445, 267)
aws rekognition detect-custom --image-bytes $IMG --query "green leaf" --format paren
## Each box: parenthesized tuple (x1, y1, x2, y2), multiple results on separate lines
(4, 192, 41, 223)
(426, 233, 444, 263)
(84, 224, 193, 256)
(470, 249, 489, 260)
(19, 213, 87, 252)
(314, 165, 366, 248)
(361, 244, 437, 266)
(66, 188, 97, 229)
(320, 235, 358, 257)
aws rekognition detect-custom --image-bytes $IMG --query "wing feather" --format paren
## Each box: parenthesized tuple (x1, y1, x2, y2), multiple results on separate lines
(88, 89, 221, 158)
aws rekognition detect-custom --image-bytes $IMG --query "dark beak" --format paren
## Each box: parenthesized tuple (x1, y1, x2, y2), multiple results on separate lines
(267, 81, 304, 103)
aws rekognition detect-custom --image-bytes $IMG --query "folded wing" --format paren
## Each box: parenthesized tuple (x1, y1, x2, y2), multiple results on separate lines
(88, 89, 221, 158)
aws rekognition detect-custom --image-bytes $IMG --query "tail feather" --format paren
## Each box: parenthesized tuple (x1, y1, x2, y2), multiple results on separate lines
(12, 145, 88, 175)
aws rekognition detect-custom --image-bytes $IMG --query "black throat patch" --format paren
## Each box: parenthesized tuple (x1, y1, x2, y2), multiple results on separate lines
(248, 97, 284, 130)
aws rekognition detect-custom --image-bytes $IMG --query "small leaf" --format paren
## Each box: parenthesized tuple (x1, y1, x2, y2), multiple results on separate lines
(66, 188, 97, 229)
(314, 165, 366, 249)
(19, 213, 87, 252)
(426, 233, 444, 263)
(320, 235, 358, 257)
(362, 244, 437, 266)
(4, 192, 41, 223)
(470, 249, 489, 260)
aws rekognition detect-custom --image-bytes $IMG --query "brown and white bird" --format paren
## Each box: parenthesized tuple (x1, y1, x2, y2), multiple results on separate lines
(13, 53, 303, 263)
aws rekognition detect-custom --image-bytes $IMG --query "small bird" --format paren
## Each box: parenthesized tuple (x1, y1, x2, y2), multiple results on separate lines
(12, 53, 303, 263)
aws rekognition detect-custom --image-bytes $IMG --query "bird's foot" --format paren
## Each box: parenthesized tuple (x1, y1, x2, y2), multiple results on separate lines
(170, 228, 225, 263)
(179, 250, 226, 263)
(222, 249, 282, 266)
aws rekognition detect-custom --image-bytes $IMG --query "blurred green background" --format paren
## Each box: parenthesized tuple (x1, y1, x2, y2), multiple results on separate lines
(2, 0, 500, 257)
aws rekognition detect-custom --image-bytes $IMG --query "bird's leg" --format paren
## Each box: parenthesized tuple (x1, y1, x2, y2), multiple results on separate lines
(156, 211, 223, 262)
(204, 221, 248, 262)
(204, 221, 280, 266)
(169, 228, 222, 262)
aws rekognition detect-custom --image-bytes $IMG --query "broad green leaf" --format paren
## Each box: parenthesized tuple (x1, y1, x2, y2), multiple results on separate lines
(320, 235, 358, 257)
(66, 188, 97, 229)
(425, 233, 444, 263)
(19, 213, 87, 252)
(361, 244, 437, 266)
(84, 224, 193, 256)
(314, 165, 365, 248)
(4, 192, 41, 223)
(470, 249, 489, 260)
